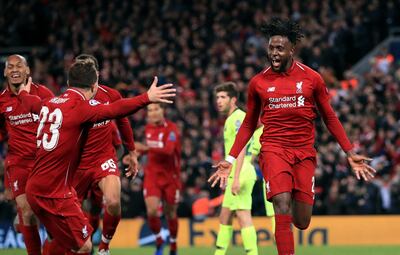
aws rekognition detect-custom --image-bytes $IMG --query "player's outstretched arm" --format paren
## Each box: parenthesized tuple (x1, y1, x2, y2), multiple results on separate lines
(208, 160, 233, 189)
(83, 77, 176, 123)
(346, 150, 376, 181)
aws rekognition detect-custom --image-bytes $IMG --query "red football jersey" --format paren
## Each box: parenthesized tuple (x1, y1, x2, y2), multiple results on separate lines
(0, 83, 53, 163)
(144, 120, 181, 186)
(22, 88, 149, 198)
(230, 61, 353, 157)
(78, 85, 135, 169)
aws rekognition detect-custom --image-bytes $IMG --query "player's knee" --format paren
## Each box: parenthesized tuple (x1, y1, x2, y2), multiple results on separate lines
(293, 217, 310, 230)
(273, 200, 291, 215)
(147, 207, 158, 217)
(78, 239, 92, 253)
(105, 198, 120, 215)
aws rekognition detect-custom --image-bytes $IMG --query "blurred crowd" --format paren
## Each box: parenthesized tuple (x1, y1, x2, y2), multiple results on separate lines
(1, 0, 400, 219)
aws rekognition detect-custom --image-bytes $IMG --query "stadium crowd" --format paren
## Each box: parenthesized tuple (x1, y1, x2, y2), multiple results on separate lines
(1, 0, 400, 220)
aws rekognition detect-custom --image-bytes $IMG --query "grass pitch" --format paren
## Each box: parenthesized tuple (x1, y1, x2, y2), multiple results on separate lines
(1, 246, 400, 254)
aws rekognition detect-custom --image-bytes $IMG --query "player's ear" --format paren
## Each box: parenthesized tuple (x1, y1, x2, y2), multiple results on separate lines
(26, 66, 30, 76)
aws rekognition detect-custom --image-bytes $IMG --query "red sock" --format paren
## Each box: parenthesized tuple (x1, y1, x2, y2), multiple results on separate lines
(275, 214, 294, 255)
(98, 210, 121, 251)
(88, 212, 100, 232)
(148, 216, 163, 246)
(167, 218, 178, 251)
(20, 225, 41, 255)
(43, 238, 67, 255)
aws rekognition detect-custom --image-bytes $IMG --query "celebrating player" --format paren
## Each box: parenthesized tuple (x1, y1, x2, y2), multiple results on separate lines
(213, 82, 259, 255)
(72, 54, 139, 255)
(20, 60, 175, 255)
(209, 18, 376, 255)
(0, 54, 54, 255)
(135, 103, 181, 255)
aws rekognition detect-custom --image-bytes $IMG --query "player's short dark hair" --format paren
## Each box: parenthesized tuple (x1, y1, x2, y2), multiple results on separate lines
(68, 60, 97, 88)
(214, 82, 239, 99)
(75, 54, 99, 71)
(261, 17, 304, 45)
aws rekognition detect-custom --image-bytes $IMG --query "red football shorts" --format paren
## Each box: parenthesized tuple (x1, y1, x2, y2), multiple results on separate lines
(26, 193, 93, 250)
(73, 156, 119, 204)
(5, 159, 34, 198)
(259, 146, 316, 205)
(143, 177, 180, 205)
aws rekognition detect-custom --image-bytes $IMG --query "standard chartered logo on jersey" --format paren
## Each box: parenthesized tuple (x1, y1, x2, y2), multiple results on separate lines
(268, 95, 305, 109)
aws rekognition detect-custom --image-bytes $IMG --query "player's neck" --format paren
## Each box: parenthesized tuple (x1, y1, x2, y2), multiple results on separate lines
(8, 83, 22, 95)
(155, 118, 165, 126)
(228, 106, 238, 116)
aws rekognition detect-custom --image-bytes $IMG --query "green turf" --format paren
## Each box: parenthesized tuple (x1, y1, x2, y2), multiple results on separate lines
(1, 246, 400, 255)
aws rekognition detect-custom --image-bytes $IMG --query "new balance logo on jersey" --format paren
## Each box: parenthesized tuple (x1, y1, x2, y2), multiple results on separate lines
(6, 106, 12, 112)
(82, 225, 88, 239)
(296, 81, 303, 93)
(13, 180, 18, 191)
(267, 87, 276, 92)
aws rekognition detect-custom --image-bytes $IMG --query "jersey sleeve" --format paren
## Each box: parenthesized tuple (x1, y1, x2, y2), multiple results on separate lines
(18, 91, 43, 114)
(77, 93, 150, 125)
(148, 124, 179, 156)
(229, 77, 261, 158)
(251, 126, 263, 156)
(313, 74, 353, 152)
(108, 87, 136, 151)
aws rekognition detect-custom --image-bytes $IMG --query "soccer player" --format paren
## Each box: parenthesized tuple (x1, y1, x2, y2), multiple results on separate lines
(135, 103, 181, 255)
(209, 18, 376, 255)
(213, 82, 258, 255)
(20, 60, 175, 255)
(0, 54, 54, 255)
(72, 54, 139, 255)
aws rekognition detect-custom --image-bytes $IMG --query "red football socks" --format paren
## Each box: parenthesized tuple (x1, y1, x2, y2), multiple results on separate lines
(167, 218, 178, 251)
(43, 238, 67, 255)
(275, 214, 295, 255)
(20, 225, 41, 255)
(98, 211, 121, 251)
(88, 212, 100, 233)
(148, 216, 163, 246)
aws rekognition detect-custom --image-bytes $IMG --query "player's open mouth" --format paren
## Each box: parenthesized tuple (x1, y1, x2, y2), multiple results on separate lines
(11, 73, 21, 78)
(272, 59, 281, 68)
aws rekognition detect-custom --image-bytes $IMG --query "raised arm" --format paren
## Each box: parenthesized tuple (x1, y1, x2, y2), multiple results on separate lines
(17, 77, 43, 114)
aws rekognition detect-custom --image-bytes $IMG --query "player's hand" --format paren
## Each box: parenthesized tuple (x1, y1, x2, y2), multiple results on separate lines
(124, 150, 139, 179)
(147, 76, 176, 104)
(346, 151, 376, 181)
(231, 178, 240, 196)
(208, 160, 232, 188)
(18, 76, 32, 95)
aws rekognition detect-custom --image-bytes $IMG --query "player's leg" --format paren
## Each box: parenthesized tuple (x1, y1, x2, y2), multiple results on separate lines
(214, 178, 234, 255)
(292, 157, 316, 230)
(98, 175, 121, 253)
(144, 184, 163, 255)
(235, 179, 258, 255)
(260, 151, 295, 255)
(163, 186, 180, 255)
(263, 181, 276, 235)
(11, 163, 41, 255)
(15, 194, 41, 255)
(163, 203, 179, 255)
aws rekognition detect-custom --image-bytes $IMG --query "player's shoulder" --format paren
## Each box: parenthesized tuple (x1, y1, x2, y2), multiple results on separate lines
(294, 61, 322, 79)
(97, 84, 121, 100)
(32, 83, 54, 98)
(166, 119, 178, 130)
